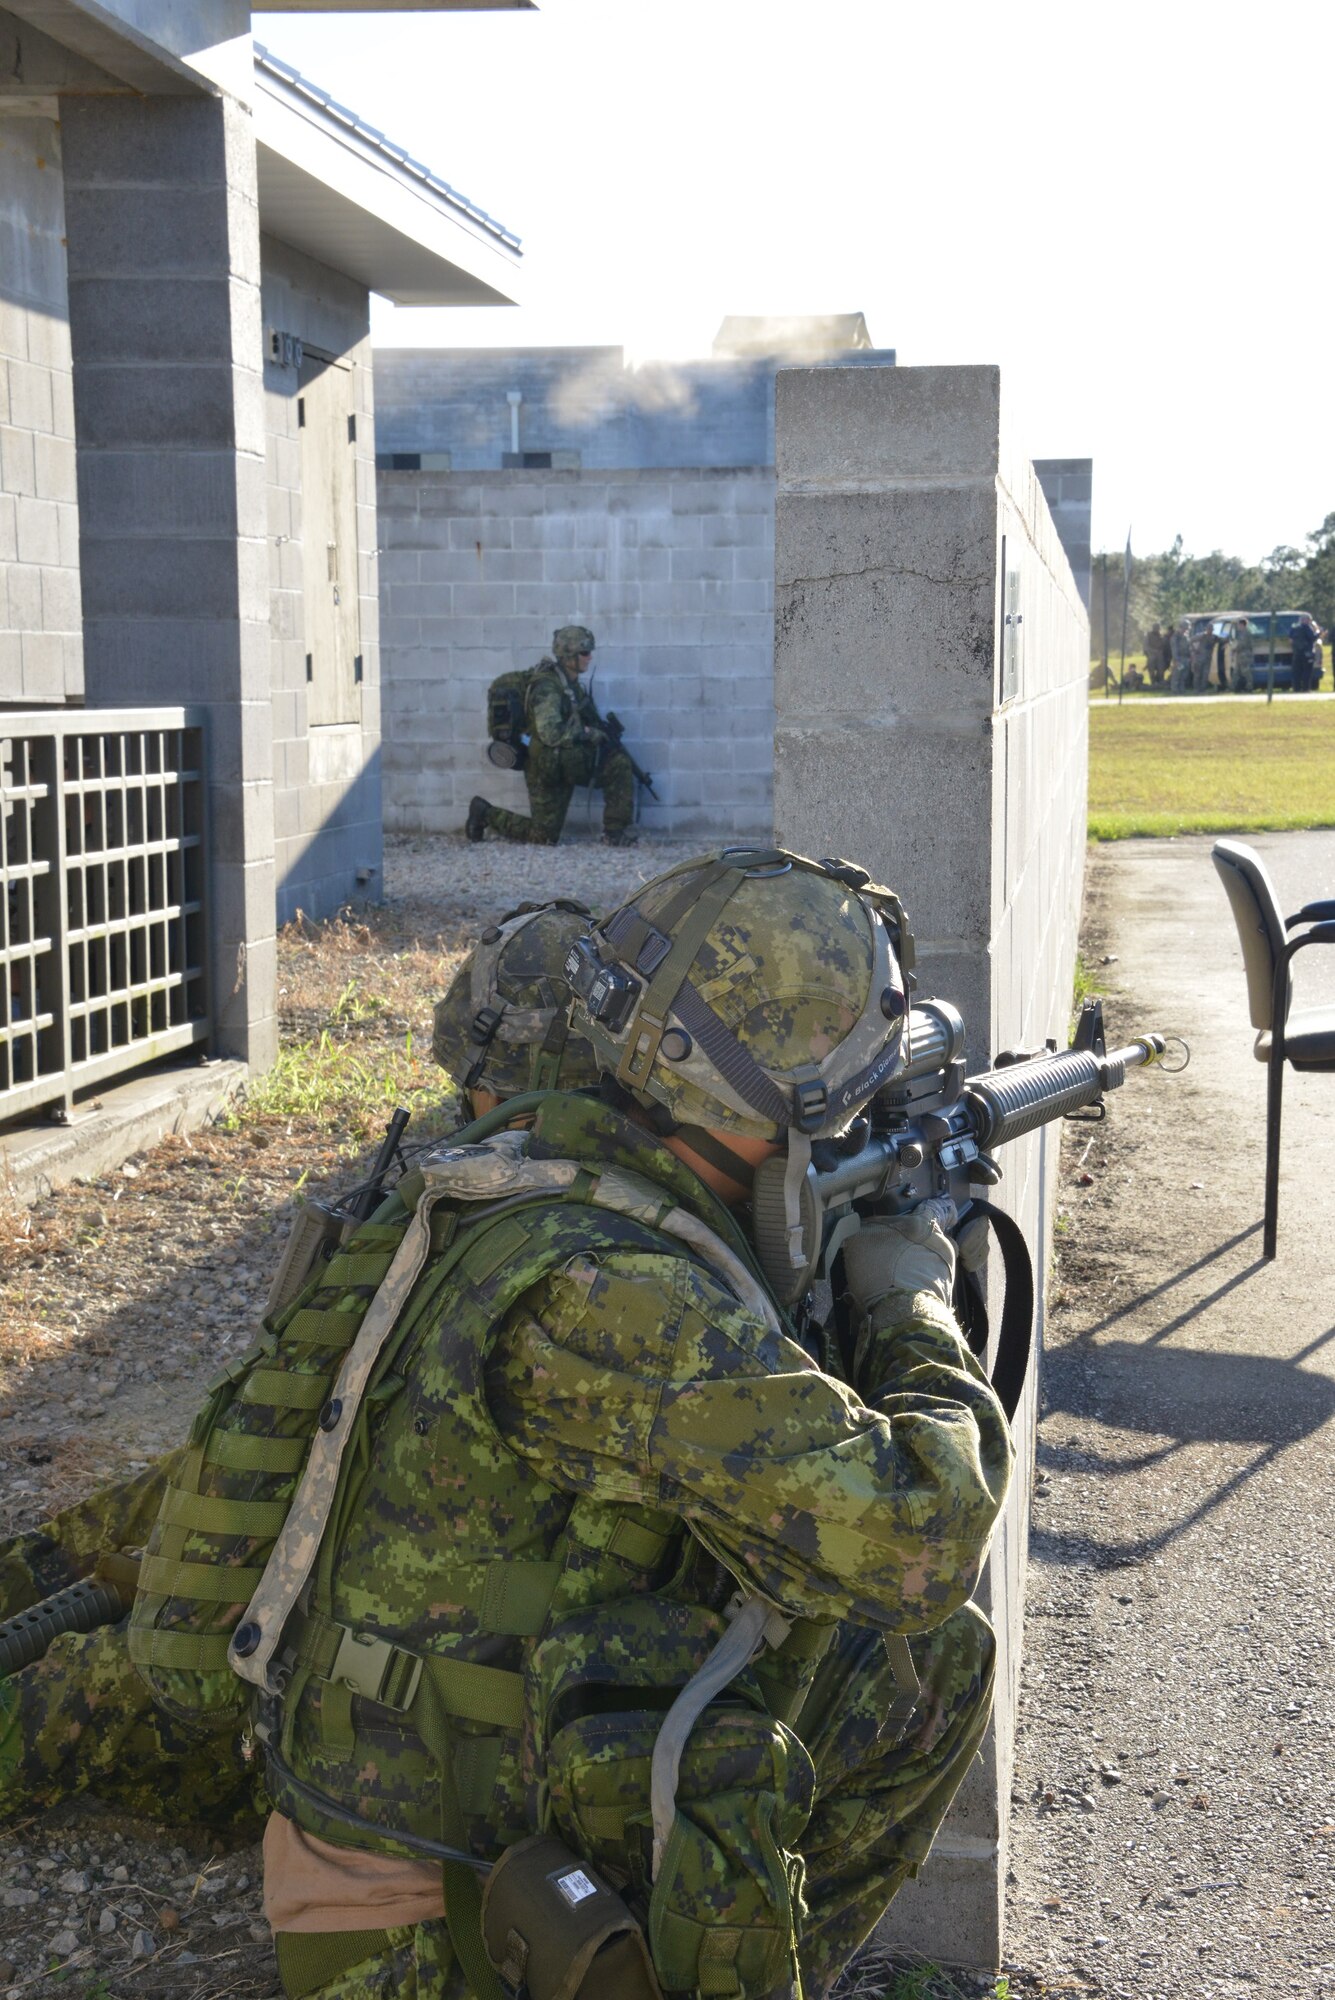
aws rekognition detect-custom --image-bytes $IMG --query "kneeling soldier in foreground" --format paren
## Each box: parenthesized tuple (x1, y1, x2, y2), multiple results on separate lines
(119, 851, 1012, 2000)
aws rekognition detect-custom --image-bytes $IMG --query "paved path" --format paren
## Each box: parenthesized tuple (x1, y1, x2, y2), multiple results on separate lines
(1004, 833, 1335, 2000)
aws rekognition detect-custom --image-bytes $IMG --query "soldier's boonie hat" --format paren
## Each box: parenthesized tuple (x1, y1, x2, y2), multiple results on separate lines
(432, 899, 600, 1098)
(552, 625, 596, 660)
(571, 849, 915, 1145)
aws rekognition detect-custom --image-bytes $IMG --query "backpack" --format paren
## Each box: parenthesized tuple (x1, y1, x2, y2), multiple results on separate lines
(486, 660, 559, 770)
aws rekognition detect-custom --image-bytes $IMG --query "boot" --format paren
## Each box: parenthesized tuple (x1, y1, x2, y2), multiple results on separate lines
(466, 796, 490, 844)
(602, 828, 638, 848)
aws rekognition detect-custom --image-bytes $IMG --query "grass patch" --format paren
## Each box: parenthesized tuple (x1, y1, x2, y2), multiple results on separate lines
(1088, 699, 1335, 840)
(224, 1028, 459, 1156)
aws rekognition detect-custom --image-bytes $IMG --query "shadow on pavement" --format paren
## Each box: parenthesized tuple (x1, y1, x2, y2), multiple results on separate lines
(1076, 1220, 1262, 1339)
(1035, 1336, 1335, 1565)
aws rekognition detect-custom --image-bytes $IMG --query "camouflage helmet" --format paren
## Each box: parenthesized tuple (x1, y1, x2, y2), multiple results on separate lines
(552, 624, 596, 662)
(569, 849, 915, 1144)
(432, 899, 600, 1099)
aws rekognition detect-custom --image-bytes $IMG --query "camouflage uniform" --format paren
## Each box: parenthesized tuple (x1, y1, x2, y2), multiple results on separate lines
(182, 854, 1012, 2000)
(475, 629, 634, 846)
(0, 1452, 262, 1832)
(0, 903, 601, 1839)
(238, 1090, 1008, 2000)
(281, 1607, 994, 2000)
(1189, 626, 1214, 692)
(1228, 622, 1255, 692)
(1169, 625, 1192, 693)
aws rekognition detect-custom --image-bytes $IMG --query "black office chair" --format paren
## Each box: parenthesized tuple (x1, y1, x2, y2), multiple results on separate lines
(1212, 838, 1335, 1258)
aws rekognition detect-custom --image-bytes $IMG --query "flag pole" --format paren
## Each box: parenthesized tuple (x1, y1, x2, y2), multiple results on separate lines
(1118, 528, 1132, 705)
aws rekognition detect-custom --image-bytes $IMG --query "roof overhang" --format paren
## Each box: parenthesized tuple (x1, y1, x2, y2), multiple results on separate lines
(0, 0, 213, 93)
(253, 45, 522, 307)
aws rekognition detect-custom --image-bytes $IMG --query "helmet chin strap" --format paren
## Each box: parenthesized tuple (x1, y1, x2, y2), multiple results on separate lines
(782, 1130, 813, 1269)
(673, 1124, 763, 1192)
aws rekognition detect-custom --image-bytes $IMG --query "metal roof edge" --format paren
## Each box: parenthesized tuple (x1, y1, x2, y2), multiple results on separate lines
(252, 41, 522, 257)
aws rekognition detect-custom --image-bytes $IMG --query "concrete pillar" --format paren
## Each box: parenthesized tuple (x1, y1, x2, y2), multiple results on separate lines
(773, 364, 1089, 1966)
(60, 92, 275, 1067)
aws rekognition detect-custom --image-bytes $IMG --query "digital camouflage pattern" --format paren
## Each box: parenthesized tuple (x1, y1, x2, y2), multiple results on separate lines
(0, 1450, 262, 1832)
(0, 1623, 261, 1831)
(277, 1604, 995, 2000)
(579, 853, 904, 1141)
(136, 1087, 1009, 1991)
(551, 625, 595, 661)
(0, 1453, 180, 1616)
(480, 661, 633, 845)
(430, 901, 599, 1099)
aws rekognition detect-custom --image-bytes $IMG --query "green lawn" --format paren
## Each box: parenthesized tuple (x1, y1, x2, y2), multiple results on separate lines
(1088, 699, 1335, 840)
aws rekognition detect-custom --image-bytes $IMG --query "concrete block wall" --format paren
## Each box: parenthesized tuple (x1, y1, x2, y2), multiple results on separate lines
(61, 93, 276, 1069)
(773, 363, 1089, 1966)
(374, 346, 897, 476)
(378, 467, 774, 838)
(1034, 458, 1092, 612)
(0, 110, 83, 706)
(261, 233, 382, 925)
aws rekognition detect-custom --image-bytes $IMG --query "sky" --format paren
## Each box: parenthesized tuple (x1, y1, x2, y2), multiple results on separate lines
(255, 0, 1331, 566)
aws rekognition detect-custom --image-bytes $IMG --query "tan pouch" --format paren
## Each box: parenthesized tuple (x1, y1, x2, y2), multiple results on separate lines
(482, 1834, 663, 2000)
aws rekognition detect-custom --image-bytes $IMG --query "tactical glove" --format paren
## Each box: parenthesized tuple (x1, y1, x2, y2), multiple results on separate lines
(841, 1209, 958, 1314)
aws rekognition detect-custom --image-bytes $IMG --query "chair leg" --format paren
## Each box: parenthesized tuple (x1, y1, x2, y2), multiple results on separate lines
(1263, 1050, 1284, 1259)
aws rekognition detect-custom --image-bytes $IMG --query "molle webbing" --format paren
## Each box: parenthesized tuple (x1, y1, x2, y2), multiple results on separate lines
(127, 1221, 408, 1706)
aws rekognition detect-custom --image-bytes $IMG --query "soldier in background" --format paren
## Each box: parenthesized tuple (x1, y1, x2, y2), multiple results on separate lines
(467, 626, 636, 848)
(1291, 615, 1320, 693)
(1144, 623, 1167, 688)
(1227, 617, 1256, 693)
(1169, 619, 1193, 693)
(1189, 622, 1214, 692)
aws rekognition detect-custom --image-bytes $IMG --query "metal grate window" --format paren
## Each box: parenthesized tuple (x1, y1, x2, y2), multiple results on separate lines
(1, 710, 210, 1124)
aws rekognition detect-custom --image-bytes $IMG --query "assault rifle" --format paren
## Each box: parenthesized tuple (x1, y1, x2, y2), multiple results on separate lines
(599, 711, 659, 801)
(752, 997, 1169, 1416)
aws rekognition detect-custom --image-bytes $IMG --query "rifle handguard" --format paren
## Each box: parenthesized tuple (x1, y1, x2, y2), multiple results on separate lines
(0, 1553, 140, 1675)
(966, 1036, 1164, 1149)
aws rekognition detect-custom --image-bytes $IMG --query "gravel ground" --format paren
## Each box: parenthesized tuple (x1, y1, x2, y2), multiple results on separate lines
(1001, 834, 1335, 2000)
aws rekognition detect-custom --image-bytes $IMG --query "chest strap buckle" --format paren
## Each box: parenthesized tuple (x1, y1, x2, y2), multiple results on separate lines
(330, 1626, 422, 1711)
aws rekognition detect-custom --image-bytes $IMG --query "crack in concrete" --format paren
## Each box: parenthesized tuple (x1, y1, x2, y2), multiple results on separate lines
(778, 563, 992, 590)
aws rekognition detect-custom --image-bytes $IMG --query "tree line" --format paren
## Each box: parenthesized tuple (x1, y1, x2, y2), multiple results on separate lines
(1092, 512, 1335, 654)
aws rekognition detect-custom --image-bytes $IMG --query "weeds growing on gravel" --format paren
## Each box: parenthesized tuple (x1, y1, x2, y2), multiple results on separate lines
(223, 1028, 457, 1155)
(834, 1949, 1008, 2000)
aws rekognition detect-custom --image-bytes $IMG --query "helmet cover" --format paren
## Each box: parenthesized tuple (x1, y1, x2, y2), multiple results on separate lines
(433, 900, 599, 1099)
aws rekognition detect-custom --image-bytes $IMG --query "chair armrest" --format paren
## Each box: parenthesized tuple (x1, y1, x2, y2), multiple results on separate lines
(1272, 926, 1335, 1048)
(1285, 901, 1335, 927)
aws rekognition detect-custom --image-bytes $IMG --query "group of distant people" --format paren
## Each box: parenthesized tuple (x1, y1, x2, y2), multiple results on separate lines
(1137, 615, 1327, 695)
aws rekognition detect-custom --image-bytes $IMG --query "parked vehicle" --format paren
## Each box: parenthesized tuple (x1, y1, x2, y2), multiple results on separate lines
(1186, 611, 1317, 691)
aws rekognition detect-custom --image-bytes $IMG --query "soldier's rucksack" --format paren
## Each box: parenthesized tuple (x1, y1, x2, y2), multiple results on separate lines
(486, 659, 558, 770)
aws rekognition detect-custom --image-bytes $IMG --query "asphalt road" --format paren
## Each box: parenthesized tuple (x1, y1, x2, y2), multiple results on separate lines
(1004, 832, 1335, 2000)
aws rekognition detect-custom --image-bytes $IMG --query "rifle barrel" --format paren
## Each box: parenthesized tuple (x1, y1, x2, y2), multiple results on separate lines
(809, 1033, 1165, 1206)
(966, 1036, 1164, 1150)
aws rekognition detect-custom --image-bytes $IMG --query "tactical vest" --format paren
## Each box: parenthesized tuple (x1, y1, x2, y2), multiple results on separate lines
(130, 1095, 827, 1998)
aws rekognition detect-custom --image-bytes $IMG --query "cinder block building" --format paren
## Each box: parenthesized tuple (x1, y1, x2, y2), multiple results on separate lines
(1, 0, 522, 1123)
(372, 323, 1090, 839)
